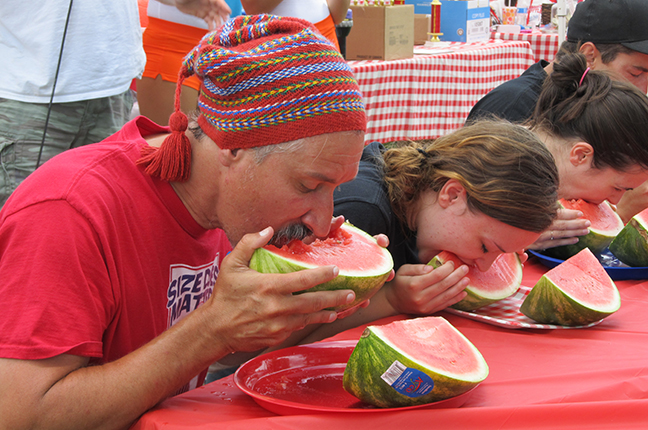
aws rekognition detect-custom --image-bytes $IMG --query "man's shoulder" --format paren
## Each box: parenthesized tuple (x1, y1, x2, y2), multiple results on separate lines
(2, 138, 143, 216)
(466, 61, 549, 123)
(484, 60, 548, 97)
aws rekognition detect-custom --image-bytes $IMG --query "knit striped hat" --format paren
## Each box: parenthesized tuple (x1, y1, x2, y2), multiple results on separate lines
(138, 14, 367, 182)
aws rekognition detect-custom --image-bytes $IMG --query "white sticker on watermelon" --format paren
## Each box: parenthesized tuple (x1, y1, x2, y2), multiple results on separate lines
(381, 360, 435, 398)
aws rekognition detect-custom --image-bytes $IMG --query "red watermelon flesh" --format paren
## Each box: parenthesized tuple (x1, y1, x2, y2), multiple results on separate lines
(438, 251, 520, 292)
(636, 208, 648, 225)
(265, 226, 392, 275)
(561, 199, 622, 233)
(429, 251, 522, 311)
(373, 318, 485, 378)
(544, 199, 623, 260)
(546, 248, 617, 308)
(520, 248, 620, 325)
(343, 316, 488, 407)
(249, 222, 393, 312)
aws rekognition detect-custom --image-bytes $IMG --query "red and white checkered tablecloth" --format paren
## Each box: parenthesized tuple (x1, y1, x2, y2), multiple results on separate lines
(490, 31, 561, 63)
(348, 39, 534, 144)
(444, 285, 603, 329)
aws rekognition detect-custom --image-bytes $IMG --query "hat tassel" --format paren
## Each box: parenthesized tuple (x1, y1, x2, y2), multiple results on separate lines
(137, 75, 192, 182)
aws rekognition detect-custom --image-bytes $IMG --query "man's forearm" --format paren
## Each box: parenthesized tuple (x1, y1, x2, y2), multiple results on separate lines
(0, 305, 231, 430)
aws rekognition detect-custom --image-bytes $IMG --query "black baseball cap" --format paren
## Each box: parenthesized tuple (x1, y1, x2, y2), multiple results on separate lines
(567, 0, 648, 55)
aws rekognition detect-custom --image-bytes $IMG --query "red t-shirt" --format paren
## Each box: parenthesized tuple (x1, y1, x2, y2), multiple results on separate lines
(0, 117, 231, 390)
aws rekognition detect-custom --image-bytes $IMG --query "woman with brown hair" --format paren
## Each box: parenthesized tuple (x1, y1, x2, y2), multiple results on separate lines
(314, 52, 648, 336)
(527, 51, 648, 250)
(279, 119, 560, 344)
(272, 52, 648, 347)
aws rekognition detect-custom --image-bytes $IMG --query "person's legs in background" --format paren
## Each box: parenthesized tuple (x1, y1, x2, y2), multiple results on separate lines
(137, 17, 205, 125)
(135, 75, 199, 125)
(0, 89, 134, 206)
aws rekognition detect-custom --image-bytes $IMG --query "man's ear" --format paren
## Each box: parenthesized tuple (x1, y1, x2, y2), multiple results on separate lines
(437, 179, 467, 210)
(217, 147, 243, 167)
(569, 142, 594, 167)
(579, 42, 601, 67)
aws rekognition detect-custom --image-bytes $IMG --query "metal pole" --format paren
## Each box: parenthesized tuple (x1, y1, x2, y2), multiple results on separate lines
(556, 0, 567, 45)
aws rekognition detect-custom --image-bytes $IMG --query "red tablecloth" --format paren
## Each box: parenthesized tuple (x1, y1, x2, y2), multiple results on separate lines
(131, 258, 648, 429)
(490, 31, 561, 63)
(348, 39, 534, 144)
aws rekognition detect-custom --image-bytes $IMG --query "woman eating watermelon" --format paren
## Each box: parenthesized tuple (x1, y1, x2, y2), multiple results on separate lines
(270, 119, 562, 343)
(210, 54, 648, 364)
(526, 51, 648, 251)
(297, 52, 648, 339)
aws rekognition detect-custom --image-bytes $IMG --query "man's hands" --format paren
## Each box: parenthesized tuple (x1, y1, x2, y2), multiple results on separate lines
(203, 226, 356, 354)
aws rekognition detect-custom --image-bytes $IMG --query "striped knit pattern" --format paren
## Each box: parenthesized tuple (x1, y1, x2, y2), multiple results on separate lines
(180, 14, 366, 149)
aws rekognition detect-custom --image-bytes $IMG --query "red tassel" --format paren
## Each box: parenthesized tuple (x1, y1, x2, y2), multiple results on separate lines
(137, 70, 193, 182)
(137, 111, 192, 182)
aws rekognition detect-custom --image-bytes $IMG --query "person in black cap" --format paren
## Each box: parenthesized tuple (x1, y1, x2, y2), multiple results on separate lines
(467, 0, 648, 125)
(465, 0, 648, 245)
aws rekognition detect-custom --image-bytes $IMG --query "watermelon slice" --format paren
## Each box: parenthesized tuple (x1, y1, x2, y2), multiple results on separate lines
(609, 207, 648, 267)
(428, 251, 522, 311)
(343, 316, 488, 408)
(249, 222, 393, 312)
(544, 199, 624, 260)
(520, 248, 621, 326)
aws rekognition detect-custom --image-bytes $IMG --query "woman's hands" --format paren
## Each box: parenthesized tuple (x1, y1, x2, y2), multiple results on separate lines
(527, 208, 590, 251)
(384, 261, 468, 316)
(172, 0, 232, 29)
(615, 181, 648, 224)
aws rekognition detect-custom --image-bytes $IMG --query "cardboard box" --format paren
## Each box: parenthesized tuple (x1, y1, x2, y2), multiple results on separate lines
(414, 14, 431, 45)
(439, 0, 490, 43)
(404, 0, 435, 15)
(346, 5, 414, 61)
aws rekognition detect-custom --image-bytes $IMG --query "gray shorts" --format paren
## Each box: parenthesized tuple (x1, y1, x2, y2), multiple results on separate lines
(0, 90, 135, 206)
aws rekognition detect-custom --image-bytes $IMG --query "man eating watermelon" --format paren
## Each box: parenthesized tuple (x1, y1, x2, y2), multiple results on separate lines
(0, 13, 372, 430)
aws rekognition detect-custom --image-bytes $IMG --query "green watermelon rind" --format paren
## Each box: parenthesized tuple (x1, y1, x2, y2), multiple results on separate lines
(544, 201, 623, 260)
(519, 272, 621, 326)
(609, 215, 648, 267)
(429, 253, 522, 311)
(342, 321, 488, 408)
(249, 223, 393, 311)
(543, 229, 616, 260)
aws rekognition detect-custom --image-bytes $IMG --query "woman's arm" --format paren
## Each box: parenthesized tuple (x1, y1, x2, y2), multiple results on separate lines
(240, 0, 284, 15)
(526, 208, 590, 250)
(156, 0, 231, 28)
(290, 261, 469, 346)
(326, 0, 351, 25)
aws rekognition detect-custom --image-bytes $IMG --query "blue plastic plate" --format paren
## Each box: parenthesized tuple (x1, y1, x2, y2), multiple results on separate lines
(529, 249, 648, 281)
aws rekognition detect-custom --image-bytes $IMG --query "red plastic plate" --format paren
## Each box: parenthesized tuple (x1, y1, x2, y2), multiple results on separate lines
(233, 340, 477, 415)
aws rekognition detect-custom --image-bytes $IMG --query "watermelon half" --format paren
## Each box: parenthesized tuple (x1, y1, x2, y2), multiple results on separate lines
(343, 316, 488, 408)
(249, 222, 393, 312)
(544, 199, 623, 260)
(609, 207, 648, 267)
(520, 248, 621, 326)
(428, 251, 522, 311)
